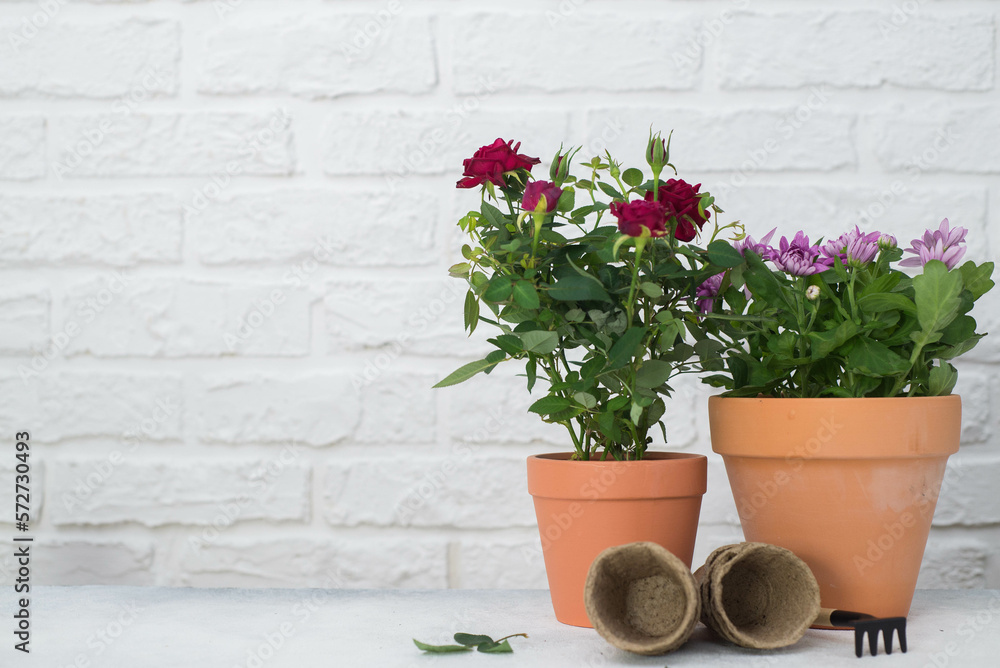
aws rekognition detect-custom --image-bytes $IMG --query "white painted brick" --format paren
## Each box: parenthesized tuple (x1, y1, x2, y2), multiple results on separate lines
(954, 367, 991, 446)
(193, 375, 361, 446)
(691, 525, 748, 571)
(720, 12, 993, 90)
(0, 285, 49, 353)
(699, 455, 741, 527)
(0, 193, 181, 264)
(325, 276, 485, 357)
(453, 537, 548, 589)
(192, 188, 435, 267)
(322, 110, 570, 177)
(0, 373, 182, 442)
(968, 305, 1000, 364)
(50, 458, 309, 526)
(657, 376, 699, 450)
(918, 540, 987, 589)
(444, 370, 571, 447)
(719, 186, 989, 261)
(355, 372, 437, 445)
(586, 106, 856, 173)
(0, 18, 179, 97)
(33, 541, 155, 585)
(176, 538, 447, 588)
(51, 110, 294, 177)
(0, 116, 45, 179)
(444, 346, 697, 449)
(61, 277, 311, 357)
(323, 455, 535, 528)
(935, 454, 1000, 526)
(452, 13, 701, 93)
(0, 460, 42, 524)
(201, 14, 435, 98)
(873, 106, 1000, 173)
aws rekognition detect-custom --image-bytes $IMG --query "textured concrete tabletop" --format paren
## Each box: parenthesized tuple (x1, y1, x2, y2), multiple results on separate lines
(3, 587, 999, 667)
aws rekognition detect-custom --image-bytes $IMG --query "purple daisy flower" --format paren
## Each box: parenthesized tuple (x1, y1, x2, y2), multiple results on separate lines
(696, 273, 725, 314)
(773, 232, 834, 276)
(821, 226, 881, 266)
(733, 228, 777, 259)
(899, 218, 968, 270)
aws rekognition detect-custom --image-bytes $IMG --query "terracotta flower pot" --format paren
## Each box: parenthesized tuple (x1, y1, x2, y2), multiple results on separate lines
(527, 452, 707, 627)
(708, 396, 961, 621)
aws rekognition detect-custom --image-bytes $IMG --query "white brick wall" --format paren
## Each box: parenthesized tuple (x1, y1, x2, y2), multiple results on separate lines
(1, 0, 999, 591)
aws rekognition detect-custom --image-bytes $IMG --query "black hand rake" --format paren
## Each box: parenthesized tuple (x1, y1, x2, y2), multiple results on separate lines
(816, 609, 907, 658)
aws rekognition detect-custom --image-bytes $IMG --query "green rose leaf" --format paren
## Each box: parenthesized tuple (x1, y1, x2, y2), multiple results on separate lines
(556, 188, 576, 212)
(433, 358, 502, 388)
(518, 330, 559, 354)
(607, 327, 648, 370)
(483, 276, 513, 302)
(480, 201, 508, 229)
(528, 395, 572, 415)
(548, 274, 612, 303)
(413, 639, 471, 653)
(464, 290, 479, 334)
(639, 281, 663, 298)
(597, 181, 623, 199)
(454, 633, 494, 647)
(630, 401, 643, 425)
(573, 392, 598, 409)
(706, 240, 745, 268)
(478, 640, 514, 653)
(636, 359, 672, 388)
(513, 280, 541, 310)
(490, 334, 523, 356)
(622, 168, 644, 187)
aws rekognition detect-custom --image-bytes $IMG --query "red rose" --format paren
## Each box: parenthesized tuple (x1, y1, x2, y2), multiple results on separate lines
(643, 179, 709, 242)
(456, 138, 541, 189)
(609, 199, 667, 237)
(521, 180, 562, 213)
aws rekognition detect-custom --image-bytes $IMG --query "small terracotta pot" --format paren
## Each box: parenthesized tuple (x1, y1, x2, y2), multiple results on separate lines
(709, 396, 960, 621)
(527, 452, 707, 627)
(584, 542, 700, 655)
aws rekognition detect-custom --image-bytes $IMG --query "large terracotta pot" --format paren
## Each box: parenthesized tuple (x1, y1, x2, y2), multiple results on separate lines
(526, 452, 707, 627)
(708, 396, 961, 621)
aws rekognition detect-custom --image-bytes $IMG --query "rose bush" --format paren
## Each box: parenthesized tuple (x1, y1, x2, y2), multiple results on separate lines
(437, 131, 742, 460)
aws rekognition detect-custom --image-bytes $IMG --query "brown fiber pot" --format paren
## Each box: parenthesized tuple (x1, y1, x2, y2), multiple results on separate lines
(708, 396, 961, 622)
(527, 452, 707, 627)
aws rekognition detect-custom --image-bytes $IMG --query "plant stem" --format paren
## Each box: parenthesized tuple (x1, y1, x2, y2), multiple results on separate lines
(625, 237, 647, 323)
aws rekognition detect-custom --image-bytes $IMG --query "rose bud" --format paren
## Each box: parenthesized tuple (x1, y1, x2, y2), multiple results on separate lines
(522, 180, 563, 214)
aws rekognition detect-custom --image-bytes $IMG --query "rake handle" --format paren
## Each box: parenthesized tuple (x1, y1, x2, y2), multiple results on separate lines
(815, 608, 874, 628)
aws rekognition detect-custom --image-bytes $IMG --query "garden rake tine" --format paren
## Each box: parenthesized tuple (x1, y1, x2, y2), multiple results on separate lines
(820, 610, 907, 657)
(850, 617, 907, 657)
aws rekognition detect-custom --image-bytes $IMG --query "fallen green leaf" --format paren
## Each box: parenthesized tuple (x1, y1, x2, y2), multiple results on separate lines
(413, 639, 471, 653)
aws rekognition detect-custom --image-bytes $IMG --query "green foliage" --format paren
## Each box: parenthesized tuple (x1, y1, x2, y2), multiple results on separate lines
(439, 132, 728, 460)
(702, 247, 994, 398)
(414, 633, 528, 654)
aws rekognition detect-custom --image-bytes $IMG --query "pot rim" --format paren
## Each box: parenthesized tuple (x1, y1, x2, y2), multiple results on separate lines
(527, 451, 708, 499)
(708, 394, 961, 459)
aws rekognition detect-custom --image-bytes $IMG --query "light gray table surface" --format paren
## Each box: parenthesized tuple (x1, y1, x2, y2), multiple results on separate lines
(3, 587, 999, 667)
